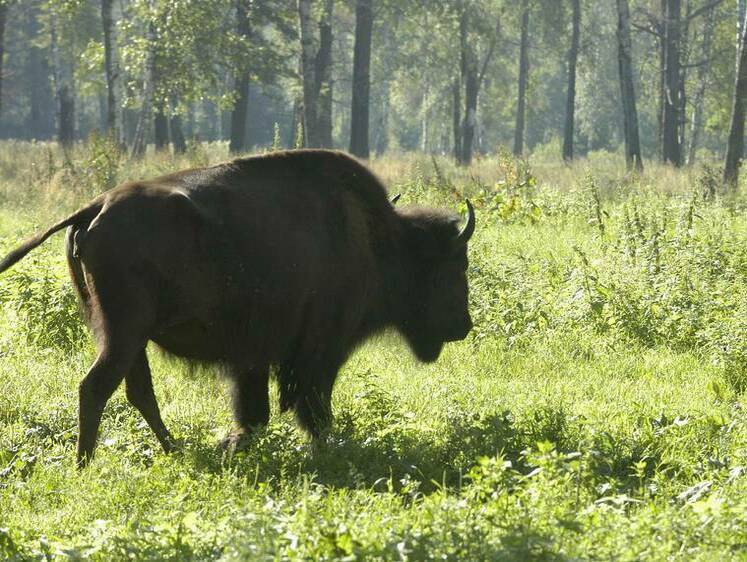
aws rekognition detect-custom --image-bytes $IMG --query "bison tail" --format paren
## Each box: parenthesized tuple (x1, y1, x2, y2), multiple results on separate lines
(0, 200, 104, 275)
(66, 225, 92, 322)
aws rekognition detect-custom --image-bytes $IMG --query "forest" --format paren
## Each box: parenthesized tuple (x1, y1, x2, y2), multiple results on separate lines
(0, 0, 745, 180)
(2, 0, 747, 560)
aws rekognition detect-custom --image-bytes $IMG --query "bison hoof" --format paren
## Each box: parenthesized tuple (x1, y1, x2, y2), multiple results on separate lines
(161, 435, 183, 454)
(219, 430, 254, 454)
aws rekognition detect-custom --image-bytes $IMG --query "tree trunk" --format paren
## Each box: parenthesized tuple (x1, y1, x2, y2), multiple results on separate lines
(452, 78, 462, 161)
(101, 0, 119, 140)
(462, 68, 478, 165)
(170, 116, 186, 153)
(58, 85, 75, 146)
(298, 0, 318, 147)
(27, 6, 52, 140)
(349, 0, 373, 158)
(458, 7, 478, 165)
(421, 84, 429, 152)
(153, 102, 169, 151)
(229, 0, 251, 153)
(170, 98, 186, 153)
(616, 0, 643, 171)
(513, 2, 529, 156)
(0, 3, 7, 121)
(662, 0, 682, 166)
(658, 0, 666, 160)
(315, 0, 334, 148)
(50, 6, 75, 147)
(687, 5, 715, 165)
(563, 0, 580, 162)
(131, 20, 157, 157)
(724, 17, 747, 187)
(739, 0, 746, 56)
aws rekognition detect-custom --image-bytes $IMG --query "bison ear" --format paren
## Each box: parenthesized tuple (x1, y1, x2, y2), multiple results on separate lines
(390, 193, 402, 205)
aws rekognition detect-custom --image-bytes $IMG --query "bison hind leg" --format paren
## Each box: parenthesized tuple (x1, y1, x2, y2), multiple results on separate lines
(125, 351, 177, 453)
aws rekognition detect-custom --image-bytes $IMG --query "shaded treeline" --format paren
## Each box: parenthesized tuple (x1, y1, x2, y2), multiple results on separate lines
(0, 0, 744, 182)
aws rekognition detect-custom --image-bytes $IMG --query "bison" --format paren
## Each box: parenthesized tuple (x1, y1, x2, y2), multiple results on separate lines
(0, 149, 475, 467)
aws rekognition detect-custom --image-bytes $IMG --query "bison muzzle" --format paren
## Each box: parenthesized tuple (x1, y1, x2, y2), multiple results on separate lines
(0, 149, 475, 467)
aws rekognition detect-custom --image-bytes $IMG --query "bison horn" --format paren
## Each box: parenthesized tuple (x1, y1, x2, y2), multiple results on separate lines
(390, 193, 402, 205)
(454, 200, 475, 247)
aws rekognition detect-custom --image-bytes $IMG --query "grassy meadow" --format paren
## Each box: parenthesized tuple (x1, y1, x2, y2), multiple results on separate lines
(1, 140, 747, 560)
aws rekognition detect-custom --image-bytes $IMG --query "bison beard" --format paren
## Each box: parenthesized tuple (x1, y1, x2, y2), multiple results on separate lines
(0, 149, 475, 467)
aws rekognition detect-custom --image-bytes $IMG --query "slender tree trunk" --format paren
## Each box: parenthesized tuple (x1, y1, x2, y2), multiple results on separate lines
(662, 0, 682, 166)
(186, 102, 195, 139)
(315, 0, 334, 148)
(421, 84, 429, 152)
(658, 0, 666, 159)
(739, 0, 746, 54)
(170, 116, 186, 153)
(131, 20, 156, 157)
(153, 102, 169, 151)
(349, 0, 373, 158)
(459, 7, 478, 165)
(101, 0, 119, 140)
(563, 0, 580, 162)
(452, 78, 462, 161)
(678, 2, 690, 156)
(0, 3, 7, 122)
(616, 0, 643, 171)
(229, 76, 250, 152)
(462, 68, 478, 165)
(27, 8, 51, 140)
(513, 2, 529, 156)
(687, 5, 715, 165)
(229, 0, 251, 153)
(170, 98, 186, 153)
(725, 16, 747, 187)
(298, 0, 318, 147)
(50, 6, 75, 147)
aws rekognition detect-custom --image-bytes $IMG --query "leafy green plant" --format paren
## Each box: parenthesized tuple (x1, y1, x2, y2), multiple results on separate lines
(0, 258, 87, 352)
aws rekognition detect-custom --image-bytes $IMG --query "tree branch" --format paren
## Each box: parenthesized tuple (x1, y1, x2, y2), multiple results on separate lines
(685, 0, 725, 23)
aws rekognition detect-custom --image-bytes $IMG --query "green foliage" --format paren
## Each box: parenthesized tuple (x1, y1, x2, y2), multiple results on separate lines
(271, 122, 282, 152)
(0, 249, 87, 353)
(83, 130, 122, 192)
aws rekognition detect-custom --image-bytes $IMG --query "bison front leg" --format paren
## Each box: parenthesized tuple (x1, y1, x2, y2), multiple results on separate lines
(222, 366, 270, 452)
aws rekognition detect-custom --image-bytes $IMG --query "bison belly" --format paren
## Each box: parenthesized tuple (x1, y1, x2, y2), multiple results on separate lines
(151, 319, 229, 361)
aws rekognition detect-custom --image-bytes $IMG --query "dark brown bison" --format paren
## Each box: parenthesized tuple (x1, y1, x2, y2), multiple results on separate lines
(0, 149, 474, 467)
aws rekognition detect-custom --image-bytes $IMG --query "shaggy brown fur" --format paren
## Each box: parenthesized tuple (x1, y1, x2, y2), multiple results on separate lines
(0, 149, 475, 467)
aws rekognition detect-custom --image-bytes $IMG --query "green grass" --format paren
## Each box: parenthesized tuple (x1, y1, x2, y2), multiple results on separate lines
(1, 141, 746, 560)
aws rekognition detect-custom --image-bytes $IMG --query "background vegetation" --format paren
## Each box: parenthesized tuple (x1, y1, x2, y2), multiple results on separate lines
(0, 0, 746, 181)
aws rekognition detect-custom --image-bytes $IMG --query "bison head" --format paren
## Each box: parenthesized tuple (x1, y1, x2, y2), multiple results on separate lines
(397, 201, 475, 363)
